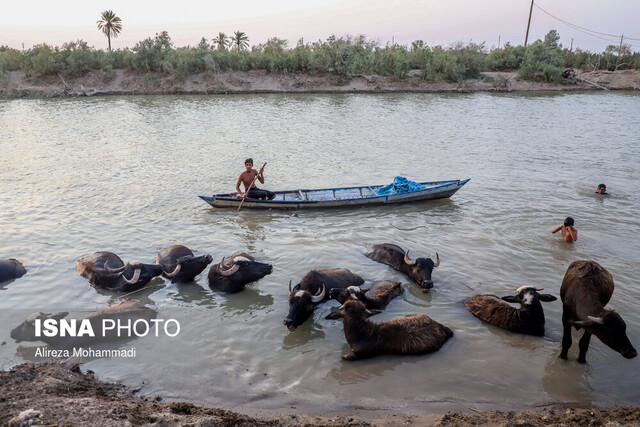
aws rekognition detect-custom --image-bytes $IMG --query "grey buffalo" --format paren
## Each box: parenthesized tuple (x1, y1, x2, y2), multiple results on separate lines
(284, 268, 364, 331)
(329, 280, 403, 310)
(364, 243, 439, 291)
(77, 252, 163, 292)
(560, 260, 637, 363)
(326, 299, 453, 360)
(207, 253, 272, 293)
(157, 245, 212, 283)
(465, 286, 557, 336)
(0, 259, 26, 283)
(10, 300, 156, 347)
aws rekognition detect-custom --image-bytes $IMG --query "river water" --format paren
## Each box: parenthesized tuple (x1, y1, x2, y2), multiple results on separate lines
(1, 92, 639, 416)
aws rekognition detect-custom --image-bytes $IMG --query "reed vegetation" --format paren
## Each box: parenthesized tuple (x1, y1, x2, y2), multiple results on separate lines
(1, 31, 639, 83)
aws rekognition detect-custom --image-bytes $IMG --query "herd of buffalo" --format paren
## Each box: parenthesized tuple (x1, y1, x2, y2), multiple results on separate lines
(1, 242, 637, 362)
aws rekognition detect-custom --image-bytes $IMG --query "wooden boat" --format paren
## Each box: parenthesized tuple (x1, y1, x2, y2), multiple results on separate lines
(199, 179, 470, 210)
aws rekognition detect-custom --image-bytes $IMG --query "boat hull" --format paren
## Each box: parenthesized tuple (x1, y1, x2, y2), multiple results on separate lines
(199, 179, 470, 210)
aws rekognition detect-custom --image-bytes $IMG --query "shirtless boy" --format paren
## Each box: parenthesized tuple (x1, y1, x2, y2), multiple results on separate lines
(552, 217, 578, 243)
(235, 158, 276, 200)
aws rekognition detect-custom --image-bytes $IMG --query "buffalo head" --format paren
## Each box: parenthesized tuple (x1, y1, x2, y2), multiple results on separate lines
(207, 253, 272, 293)
(284, 281, 325, 331)
(403, 250, 439, 291)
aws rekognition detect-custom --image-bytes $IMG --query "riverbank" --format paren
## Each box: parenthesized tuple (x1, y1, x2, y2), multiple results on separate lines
(2, 362, 640, 426)
(2, 68, 640, 98)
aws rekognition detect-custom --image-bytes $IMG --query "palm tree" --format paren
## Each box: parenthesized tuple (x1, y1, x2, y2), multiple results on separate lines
(232, 31, 249, 51)
(97, 10, 122, 51)
(213, 32, 229, 51)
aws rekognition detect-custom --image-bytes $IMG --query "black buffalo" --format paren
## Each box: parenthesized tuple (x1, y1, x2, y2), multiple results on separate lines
(157, 245, 213, 283)
(11, 300, 156, 347)
(364, 243, 439, 291)
(207, 253, 272, 293)
(326, 299, 453, 360)
(77, 252, 163, 292)
(560, 260, 637, 363)
(284, 268, 364, 331)
(329, 280, 403, 310)
(465, 286, 557, 336)
(0, 259, 27, 283)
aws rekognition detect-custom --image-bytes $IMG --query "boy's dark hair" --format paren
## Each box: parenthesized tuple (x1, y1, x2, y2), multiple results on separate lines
(564, 217, 575, 227)
(598, 183, 606, 189)
(245, 158, 253, 165)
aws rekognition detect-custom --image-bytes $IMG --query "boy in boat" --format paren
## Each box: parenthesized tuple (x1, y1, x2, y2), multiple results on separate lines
(236, 158, 276, 200)
(596, 183, 608, 195)
(552, 217, 578, 243)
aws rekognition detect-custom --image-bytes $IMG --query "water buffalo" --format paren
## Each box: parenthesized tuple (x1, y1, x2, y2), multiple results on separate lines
(326, 299, 453, 360)
(157, 245, 213, 283)
(284, 268, 364, 331)
(207, 253, 272, 293)
(465, 286, 557, 336)
(329, 281, 403, 310)
(10, 300, 156, 347)
(77, 252, 163, 292)
(364, 243, 439, 291)
(560, 260, 637, 363)
(0, 259, 27, 283)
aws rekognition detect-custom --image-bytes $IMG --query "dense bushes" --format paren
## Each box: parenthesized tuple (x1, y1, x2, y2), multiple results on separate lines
(3, 30, 639, 83)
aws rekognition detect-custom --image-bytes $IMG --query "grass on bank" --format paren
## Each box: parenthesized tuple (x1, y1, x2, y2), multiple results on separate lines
(1, 30, 639, 85)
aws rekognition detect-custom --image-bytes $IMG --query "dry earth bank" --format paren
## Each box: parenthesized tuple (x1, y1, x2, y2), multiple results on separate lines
(2, 362, 640, 426)
(2, 69, 640, 98)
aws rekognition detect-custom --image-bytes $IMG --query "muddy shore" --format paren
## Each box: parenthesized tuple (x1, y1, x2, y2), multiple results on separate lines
(2, 362, 640, 426)
(2, 69, 640, 98)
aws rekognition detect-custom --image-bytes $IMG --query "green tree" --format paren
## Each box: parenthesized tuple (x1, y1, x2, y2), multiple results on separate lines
(543, 30, 561, 49)
(213, 32, 230, 51)
(232, 31, 249, 51)
(97, 10, 122, 51)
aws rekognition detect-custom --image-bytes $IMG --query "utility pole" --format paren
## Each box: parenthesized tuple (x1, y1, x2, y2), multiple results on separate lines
(524, 0, 534, 47)
(498, 35, 501, 49)
(619, 34, 624, 52)
(570, 38, 573, 52)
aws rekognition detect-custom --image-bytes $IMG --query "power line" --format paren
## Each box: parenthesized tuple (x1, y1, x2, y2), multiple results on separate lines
(533, 3, 640, 45)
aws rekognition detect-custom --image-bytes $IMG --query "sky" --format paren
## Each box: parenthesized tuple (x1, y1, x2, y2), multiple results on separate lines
(1, 0, 639, 53)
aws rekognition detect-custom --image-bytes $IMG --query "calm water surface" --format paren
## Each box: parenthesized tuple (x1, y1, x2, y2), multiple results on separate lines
(1, 92, 639, 416)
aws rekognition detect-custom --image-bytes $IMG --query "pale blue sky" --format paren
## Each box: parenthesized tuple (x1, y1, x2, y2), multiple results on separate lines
(1, 0, 639, 52)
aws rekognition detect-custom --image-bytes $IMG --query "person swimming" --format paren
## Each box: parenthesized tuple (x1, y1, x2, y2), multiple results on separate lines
(596, 183, 608, 195)
(552, 217, 577, 243)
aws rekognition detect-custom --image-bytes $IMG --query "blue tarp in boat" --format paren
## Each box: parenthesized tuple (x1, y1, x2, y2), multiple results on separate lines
(376, 176, 423, 195)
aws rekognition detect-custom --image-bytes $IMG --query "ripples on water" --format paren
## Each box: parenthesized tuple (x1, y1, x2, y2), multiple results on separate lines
(1, 92, 639, 415)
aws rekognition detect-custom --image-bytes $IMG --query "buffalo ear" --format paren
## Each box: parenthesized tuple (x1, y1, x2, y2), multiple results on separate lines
(539, 294, 557, 302)
(52, 312, 69, 321)
(325, 311, 343, 320)
(569, 319, 596, 328)
(366, 309, 383, 317)
(501, 295, 519, 303)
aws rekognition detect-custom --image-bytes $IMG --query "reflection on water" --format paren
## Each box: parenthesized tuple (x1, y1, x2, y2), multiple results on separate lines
(1, 92, 640, 415)
(217, 287, 274, 318)
(282, 321, 326, 350)
(541, 355, 595, 406)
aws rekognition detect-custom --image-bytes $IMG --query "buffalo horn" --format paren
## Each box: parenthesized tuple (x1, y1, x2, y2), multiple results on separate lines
(288, 280, 292, 298)
(219, 263, 239, 276)
(311, 284, 326, 303)
(122, 268, 141, 285)
(232, 252, 254, 261)
(536, 288, 544, 291)
(104, 261, 127, 274)
(434, 252, 440, 267)
(587, 315, 605, 325)
(164, 263, 182, 278)
(220, 256, 235, 269)
(404, 250, 416, 266)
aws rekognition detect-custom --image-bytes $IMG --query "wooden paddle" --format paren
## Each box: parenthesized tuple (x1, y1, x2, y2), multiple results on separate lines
(237, 162, 267, 211)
